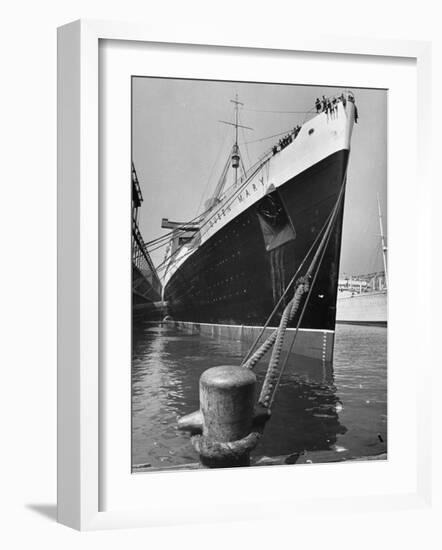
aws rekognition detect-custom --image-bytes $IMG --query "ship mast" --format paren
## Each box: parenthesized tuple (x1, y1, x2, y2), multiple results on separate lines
(219, 94, 253, 187)
(231, 95, 241, 187)
(377, 193, 388, 289)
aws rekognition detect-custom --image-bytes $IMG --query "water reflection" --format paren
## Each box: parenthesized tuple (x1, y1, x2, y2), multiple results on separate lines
(250, 353, 346, 459)
(132, 321, 387, 469)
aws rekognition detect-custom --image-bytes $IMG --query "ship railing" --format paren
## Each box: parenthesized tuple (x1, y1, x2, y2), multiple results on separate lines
(301, 90, 356, 125)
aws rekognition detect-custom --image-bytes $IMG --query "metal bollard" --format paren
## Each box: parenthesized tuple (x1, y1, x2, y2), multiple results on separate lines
(198, 365, 257, 467)
(178, 365, 258, 468)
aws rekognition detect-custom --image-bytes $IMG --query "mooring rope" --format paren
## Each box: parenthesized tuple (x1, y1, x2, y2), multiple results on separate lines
(258, 279, 310, 407)
(240, 203, 336, 368)
(242, 176, 346, 374)
(243, 173, 347, 415)
(265, 218, 336, 409)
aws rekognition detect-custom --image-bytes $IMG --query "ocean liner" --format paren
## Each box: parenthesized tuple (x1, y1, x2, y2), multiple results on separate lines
(160, 92, 357, 363)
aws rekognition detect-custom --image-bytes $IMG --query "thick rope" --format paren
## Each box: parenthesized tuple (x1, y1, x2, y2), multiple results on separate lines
(258, 178, 347, 409)
(191, 431, 262, 466)
(242, 188, 343, 371)
(243, 280, 306, 370)
(267, 222, 334, 408)
(247, 177, 347, 410)
(240, 178, 346, 368)
(258, 281, 309, 407)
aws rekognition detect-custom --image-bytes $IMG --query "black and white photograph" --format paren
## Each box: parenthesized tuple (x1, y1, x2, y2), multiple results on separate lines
(4, 0, 439, 542)
(131, 77, 387, 472)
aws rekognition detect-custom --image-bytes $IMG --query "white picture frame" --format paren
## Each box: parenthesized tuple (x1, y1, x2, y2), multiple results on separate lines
(57, 19, 432, 531)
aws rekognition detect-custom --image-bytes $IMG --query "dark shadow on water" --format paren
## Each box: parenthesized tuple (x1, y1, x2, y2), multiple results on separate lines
(26, 504, 57, 522)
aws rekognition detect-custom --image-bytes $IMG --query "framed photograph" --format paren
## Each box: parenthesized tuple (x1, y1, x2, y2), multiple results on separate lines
(57, 20, 432, 530)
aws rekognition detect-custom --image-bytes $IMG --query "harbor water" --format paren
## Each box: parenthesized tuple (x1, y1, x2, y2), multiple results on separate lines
(132, 322, 387, 470)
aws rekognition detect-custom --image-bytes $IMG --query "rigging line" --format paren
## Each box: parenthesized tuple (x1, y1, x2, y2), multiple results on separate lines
(215, 154, 233, 198)
(268, 181, 346, 408)
(243, 108, 312, 114)
(144, 223, 198, 250)
(143, 113, 304, 253)
(143, 147, 241, 249)
(155, 243, 197, 275)
(144, 221, 198, 247)
(194, 124, 231, 216)
(180, 151, 271, 246)
(145, 223, 201, 250)
(269, 228, 331, 408)
(144, 136, 233, 250)
(240, 128, 295, 145)
(153, 146, 274, 271)
(143, 205, 212, 248)
(240, 135, 251, 173)
(239, 153, 248, 181)
(304, 173, 347, 279)
(238, 112, 251, 168)
(240, 203, 337, 366)
(150, 143, 270, 253)
(154, 225, 210, 272)
(145, 237, 177, 255)
(155, 145, 274, 272)
(195, 153, 272, 236)
(154, 155, 272, 274)
(242, 173, 347, 371)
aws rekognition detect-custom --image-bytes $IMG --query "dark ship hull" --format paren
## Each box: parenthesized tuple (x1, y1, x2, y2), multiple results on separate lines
(164, 149, 348, 333)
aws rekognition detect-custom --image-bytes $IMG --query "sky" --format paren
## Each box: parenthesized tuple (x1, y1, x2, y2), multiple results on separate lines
(132, 78, 387, 276)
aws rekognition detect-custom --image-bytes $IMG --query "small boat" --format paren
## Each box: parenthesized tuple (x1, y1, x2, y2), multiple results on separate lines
(336, 195, 387, 326)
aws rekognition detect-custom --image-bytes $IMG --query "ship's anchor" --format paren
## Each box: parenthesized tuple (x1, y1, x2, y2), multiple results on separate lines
(177, 180, 346, 467)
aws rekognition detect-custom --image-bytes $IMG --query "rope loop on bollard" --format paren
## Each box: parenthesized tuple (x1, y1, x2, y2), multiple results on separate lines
(191, 431, 262, 466)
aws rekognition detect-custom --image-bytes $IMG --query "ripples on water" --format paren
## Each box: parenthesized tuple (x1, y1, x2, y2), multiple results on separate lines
(132, 322, 387, 469)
